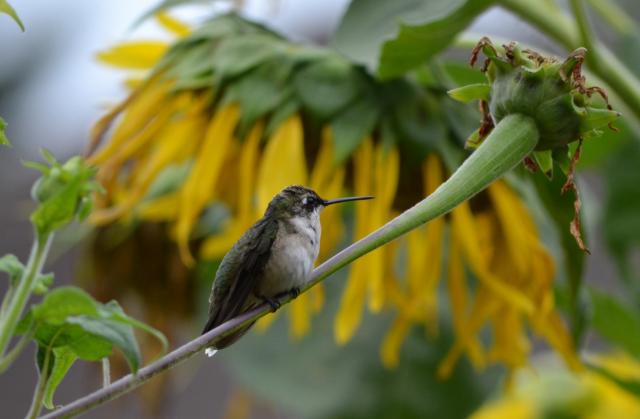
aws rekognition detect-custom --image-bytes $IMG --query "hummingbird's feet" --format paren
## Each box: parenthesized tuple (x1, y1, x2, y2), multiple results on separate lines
(289, 287, 301, 298)
(260, 296, 281, 312)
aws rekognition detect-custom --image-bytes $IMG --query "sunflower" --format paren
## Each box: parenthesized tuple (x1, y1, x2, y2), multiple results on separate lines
(89, 12, 579, 377)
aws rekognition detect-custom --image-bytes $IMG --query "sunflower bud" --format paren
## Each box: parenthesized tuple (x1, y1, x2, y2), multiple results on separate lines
(448, 38, 621, 254)
(451, 37, 619, 152)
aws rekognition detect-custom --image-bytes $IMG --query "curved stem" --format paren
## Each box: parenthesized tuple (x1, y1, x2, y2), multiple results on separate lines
(0, 330, 32, 373)
(26, 347, 51, 419)
(0, 232, 53, 359)
(39, 114, 539, 419)
(569, 0, 596, 58)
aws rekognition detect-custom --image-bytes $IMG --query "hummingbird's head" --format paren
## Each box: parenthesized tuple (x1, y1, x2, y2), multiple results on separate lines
(265, 185, 373, 219)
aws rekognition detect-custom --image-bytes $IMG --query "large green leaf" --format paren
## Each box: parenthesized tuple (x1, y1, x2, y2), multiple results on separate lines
(590, 288, 640, 359)
(330, 93, 380, 164)
(32, 287, 99, 324)
(331, 0, 491, 78)
(293, 57, 362, 120)
(66, 315, 141, 372)
(224, 58, 296, 135)
(212, 34, 285, 80)
(532, 169, 587, 343)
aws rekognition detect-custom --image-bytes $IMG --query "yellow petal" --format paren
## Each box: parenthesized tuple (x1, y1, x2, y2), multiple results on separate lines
(138, 192, 180, 221)
(91, 79, 172, 165)
(470, 398, 534, 419)
(381, 315, 411, 369)
(334, 261, 367, 345)
(96, 41, 168, 70)
(176, 104, 240, 265)
(289, 294, 311, 339)
(447, 234, 484, 368)
(368, 145, 399, 312)
(256, 115, 308, 214)
(451, 202, 535, 314)
(155, 12, 191, 37)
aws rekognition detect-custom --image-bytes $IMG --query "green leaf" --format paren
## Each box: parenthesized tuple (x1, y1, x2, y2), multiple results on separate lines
(293, 57, 362, 120)
(590, 288, 640, 358)
(331, 94, 380, 164)
(331, 0, 491, 77)
(378, 0, 492, 78)
(0, 0, 24, 31)
(212, 34, 284, 80)
(43, 346, 77, 409)
(447, 83, 490, 103)
(100, 301, 168, 354)
(224, 58, 296, 135)
(32, 287, 99, 324)
(0, 117, 10, 146)
(32, 273, 54, 295)
(66, 315, 141, 372)
(0, 254, 24, 284)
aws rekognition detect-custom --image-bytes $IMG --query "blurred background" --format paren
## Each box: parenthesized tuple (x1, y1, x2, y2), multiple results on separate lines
(1, 1, 638, 418)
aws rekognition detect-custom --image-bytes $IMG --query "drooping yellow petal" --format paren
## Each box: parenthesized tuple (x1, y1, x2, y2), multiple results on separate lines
(290, 294, 312, 339)
(451, 202, 535, 314)
(200, 122, 263, 260)
(368, 144, 400, 312)
(96, 41, 168, 70)
(488, 182, 533, 276)
(90, 102, 207, 225)
(447, 234, 485, 369)
(334, 138, 373, 344)
(311, 128, 346, 262)
(470, 398, 534, 419)
(176, 104, 240, 264)
(138, 192, 181, 221)
(256, 115, 308, 213)
(156, 12, 191, 37)
(90, 79, 173, 165)
(381, 315, 411, 369)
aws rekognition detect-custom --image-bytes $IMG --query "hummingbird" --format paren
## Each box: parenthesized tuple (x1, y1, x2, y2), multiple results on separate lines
(202, 185, 372, 354)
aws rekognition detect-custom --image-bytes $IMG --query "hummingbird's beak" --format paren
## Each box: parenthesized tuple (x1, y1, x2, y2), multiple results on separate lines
(322, 196, 374, 206)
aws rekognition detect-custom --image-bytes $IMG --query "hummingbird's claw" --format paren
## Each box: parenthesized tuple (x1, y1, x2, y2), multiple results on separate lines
(289, 287, 301, 298)
(260, 296, 281, 312)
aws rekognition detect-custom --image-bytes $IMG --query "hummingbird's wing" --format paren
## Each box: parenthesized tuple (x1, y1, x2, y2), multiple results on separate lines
(201, 216, 278, 341)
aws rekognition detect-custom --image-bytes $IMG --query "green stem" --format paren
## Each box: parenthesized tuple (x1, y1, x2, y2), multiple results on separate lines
(0, 283, 16, 319)
(25, 347, 51, 419)
(0, 329, 32, 373)
(570, 0, 596, 58)
(0, 232, 53, 359)
(39, 114, 539, 419)
(499, 0, 640, 123)
(586, 0, 636, 37)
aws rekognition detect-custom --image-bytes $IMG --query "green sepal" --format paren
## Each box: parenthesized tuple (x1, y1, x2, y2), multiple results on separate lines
(0, 254, 24, 285)
(447, 83, 490, 103)
(464, 127, 483, 149)
(552, 146, 571, 175)
(533, 150, 553, 179)
(578, 106, 620, 137)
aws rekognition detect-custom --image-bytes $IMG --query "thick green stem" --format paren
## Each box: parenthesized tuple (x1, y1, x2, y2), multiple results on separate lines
(39, 114, 539, 419)
(0, 232, 53, 359)
(311, 114, 539, 282)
